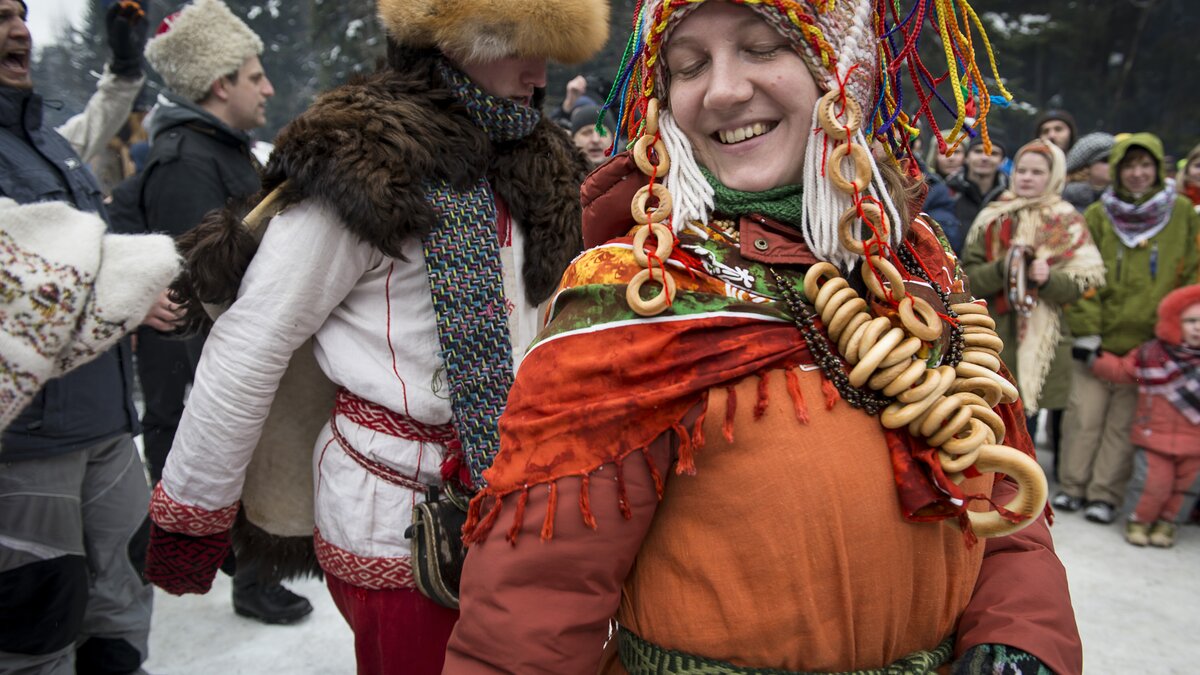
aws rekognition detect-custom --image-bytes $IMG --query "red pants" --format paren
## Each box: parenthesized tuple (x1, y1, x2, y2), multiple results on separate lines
(326, 575, 460, 674)
(1132, 449, 1200, 524)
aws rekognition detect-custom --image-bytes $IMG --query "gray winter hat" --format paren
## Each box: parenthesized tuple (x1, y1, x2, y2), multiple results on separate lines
(1066, 132, 1115, 174)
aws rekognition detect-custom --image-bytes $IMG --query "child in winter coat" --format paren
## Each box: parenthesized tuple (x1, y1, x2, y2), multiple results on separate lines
(1091, 284, 1200, 547)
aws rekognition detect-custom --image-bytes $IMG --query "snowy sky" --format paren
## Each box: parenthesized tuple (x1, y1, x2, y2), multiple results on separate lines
(29, 0, 91, 47)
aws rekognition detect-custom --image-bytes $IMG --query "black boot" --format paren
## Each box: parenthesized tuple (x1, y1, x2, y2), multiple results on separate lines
(232, 563, 312, 625)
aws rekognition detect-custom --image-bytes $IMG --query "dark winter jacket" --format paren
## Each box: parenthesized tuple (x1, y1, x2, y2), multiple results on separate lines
(109, 93, 260, 238)
(0, 87, 138, 460)
(921, 182, 962, 254)
(945, 169, 1009, 251)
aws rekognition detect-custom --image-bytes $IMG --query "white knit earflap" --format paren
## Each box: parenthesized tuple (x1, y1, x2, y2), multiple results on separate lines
(660, 109, 714, 233)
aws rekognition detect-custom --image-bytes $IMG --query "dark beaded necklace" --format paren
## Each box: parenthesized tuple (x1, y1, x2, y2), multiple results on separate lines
(768, 267, 895, 416)
(895, 243, 966, 366)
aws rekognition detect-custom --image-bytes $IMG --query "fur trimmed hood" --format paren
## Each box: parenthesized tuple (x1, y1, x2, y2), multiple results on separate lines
(377, 0, 609, 65)
(174, 52, 588, 332)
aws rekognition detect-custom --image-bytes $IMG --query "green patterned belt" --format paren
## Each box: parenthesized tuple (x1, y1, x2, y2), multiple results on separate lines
(618, 628, 955, 675)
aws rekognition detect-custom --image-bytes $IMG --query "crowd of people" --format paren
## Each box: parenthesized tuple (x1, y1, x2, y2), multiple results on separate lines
(1, 0, 1198, 674)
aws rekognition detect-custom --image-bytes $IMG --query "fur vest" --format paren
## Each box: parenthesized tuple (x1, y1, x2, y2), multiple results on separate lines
(175, 54, 588, 331)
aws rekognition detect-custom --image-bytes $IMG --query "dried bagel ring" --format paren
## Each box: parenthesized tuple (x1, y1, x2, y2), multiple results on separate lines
(633, 134, 671, 178)
(631, 222, 674, 268)
(876, 360, 928, 398)
(837, 204, 889, 256)
(963, 332, 1004, 353)
(861, 256, 906, 304)
(845, 316, 891, 365)
(899, 296, 942, 342)
(950, 301, 990, 316)
(922, 398, 974, 445)
(827, 297, 869, 339)
(957, 312, 997, 329)
(849, 326, 905, 387)
(631, 183, 674, 225)
(816, 89, 863, 141)
(626, 266, 677, 317)
(960, 349, 1002, 372)
(644, 98, 661, 136)
(829, 142, 873, 195)
(880, 336, 923, 368)
(956, 444, 1048, 538)
(956, 362, 1019, 403)
(803, 262, 842, 304)
(951, 376, 1003, 409)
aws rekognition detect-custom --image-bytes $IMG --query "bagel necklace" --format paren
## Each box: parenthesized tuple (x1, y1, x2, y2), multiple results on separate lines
(621, 91, 1048, 539)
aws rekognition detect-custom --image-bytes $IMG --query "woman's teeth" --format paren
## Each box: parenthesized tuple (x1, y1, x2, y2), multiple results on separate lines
(717, 123, 772, 145)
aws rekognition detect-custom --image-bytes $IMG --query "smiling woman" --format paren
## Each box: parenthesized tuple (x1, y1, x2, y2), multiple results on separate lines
(444, 1, 1084, 674)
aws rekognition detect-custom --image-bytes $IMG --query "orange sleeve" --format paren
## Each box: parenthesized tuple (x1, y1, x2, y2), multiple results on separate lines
(443, 435, 673, 674)
(955, 478, 1084, 675)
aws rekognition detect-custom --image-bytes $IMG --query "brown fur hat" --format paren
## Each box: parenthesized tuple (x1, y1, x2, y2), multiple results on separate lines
(377, 0, 609, 65)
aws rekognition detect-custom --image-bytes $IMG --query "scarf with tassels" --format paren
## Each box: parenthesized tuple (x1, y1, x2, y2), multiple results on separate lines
(461, 212, 1036, 546)
(423, 61, 541, 487)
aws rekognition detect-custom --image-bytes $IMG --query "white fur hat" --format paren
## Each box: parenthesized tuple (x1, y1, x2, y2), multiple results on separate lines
(0, 199, 180, 432)
(144, 0, 264, 103)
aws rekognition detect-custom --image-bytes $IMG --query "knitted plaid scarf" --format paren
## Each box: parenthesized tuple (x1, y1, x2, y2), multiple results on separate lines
(1101, 179, 1177, 249)
(424, 61, 541, 487)
(1134, 340, 1200, 425)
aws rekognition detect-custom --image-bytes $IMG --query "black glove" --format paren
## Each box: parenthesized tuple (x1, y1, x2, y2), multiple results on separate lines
(953, 643, 1050, 675)
(106, 1, 149, 79)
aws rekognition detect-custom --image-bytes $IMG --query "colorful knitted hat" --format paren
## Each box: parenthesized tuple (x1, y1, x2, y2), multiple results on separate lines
(605, 0, 1010, 268)
(144, 0, 263, 102)
(376, 0, 610, 65)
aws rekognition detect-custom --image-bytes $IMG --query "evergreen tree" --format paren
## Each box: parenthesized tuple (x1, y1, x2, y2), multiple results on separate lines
(309, 0, 384, 91)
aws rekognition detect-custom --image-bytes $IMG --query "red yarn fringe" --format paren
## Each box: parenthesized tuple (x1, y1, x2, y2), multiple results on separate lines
(692, 394, 708, 449)
(580, 474, 598, 530)
(615, 459, 633, 520)
(723, 385, 737, 443)
(672, 422, 696, 475)
(540, 483, 559, 541)
(754, 371, 770, 420)
(641, 446, 665, 499)
(505, 488, 529, 545)
(785, 368, 810, 424)
(475, 497, 503, 543)
(461, 493, 486, 544)
(821, 378, 839, 410)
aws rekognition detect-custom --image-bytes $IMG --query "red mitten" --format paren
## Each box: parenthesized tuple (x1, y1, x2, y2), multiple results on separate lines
(144, 521, 231, 595)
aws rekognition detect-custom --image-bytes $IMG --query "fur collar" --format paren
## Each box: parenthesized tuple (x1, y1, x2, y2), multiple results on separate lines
(175, 56, 587, 330)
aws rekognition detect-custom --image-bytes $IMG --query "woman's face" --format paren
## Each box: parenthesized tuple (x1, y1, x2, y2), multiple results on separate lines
(1012, 152, 1052, 199)
(1118, 149, 1158, 196)
(1186, 157, 1200, 185)
(935, 145, 965, 176)
(665, 1, 819, 192)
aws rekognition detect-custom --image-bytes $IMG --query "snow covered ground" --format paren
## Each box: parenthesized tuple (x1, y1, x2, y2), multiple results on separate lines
(140, 447, 1200, 674)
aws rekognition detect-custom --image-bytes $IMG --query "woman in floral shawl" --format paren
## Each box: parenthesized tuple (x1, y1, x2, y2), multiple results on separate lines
(444, 1, 1082, 673)
(963, 139, 1106, 438)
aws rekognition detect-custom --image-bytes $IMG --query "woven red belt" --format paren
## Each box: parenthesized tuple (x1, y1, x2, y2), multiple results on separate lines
(334, 388, 457, 443)
(331, 389, 458, 490)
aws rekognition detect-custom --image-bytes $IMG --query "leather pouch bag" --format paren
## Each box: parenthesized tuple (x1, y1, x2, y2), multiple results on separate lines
(405, 484, 470, 609)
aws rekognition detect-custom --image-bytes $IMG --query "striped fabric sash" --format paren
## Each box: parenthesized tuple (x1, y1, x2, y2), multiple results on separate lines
(618, 628, 954, 675)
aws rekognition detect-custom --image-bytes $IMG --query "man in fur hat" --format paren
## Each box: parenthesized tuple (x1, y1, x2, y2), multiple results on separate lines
(119, 0, 314, 626)
(143, 0, 607, 671)
(0, 1, 171, 673)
